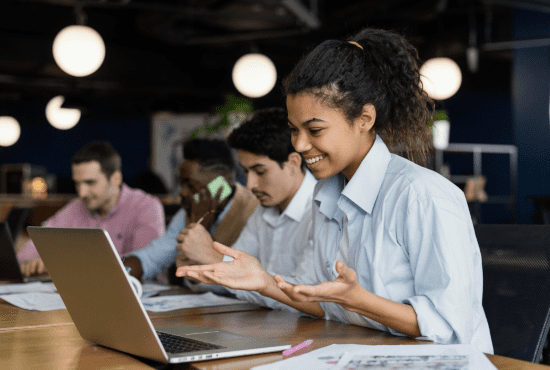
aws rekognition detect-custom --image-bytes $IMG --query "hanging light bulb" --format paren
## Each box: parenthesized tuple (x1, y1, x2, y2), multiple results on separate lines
(420, 57, 462, 100)
(232, 53, 277, 98)
(0, 116, 21, 146)
(52, 25, 105, 77)
(46, 96, 81, 130)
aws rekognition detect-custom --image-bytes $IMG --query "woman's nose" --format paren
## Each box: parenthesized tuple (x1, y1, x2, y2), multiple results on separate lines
(292, 130, 312, 153)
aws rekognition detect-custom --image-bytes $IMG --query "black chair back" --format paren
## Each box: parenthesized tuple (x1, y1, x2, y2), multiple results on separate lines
(475, 224, 550, 363)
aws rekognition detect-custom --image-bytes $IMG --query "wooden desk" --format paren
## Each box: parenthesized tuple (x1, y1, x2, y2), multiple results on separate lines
(0, 305, 547, 370)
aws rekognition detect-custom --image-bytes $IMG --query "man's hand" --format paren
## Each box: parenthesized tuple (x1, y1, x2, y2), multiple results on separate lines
(123, 256, 143, 281)
(186, 182, 226, 229)
(20, 258, 47, 277)
(274, 260, 361, 308)
(176, 242, 273, 292)
(175, 223, 223, 266)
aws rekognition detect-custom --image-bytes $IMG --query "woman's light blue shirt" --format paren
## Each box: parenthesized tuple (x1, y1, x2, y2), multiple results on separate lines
(311, 135, 493, 353)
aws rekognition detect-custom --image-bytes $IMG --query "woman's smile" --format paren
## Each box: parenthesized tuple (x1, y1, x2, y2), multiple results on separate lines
(304, 154, 327, 165)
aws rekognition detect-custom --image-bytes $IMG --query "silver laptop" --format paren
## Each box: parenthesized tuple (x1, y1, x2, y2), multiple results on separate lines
(0, 222, 51, 283)
(27, 226, 291, 364)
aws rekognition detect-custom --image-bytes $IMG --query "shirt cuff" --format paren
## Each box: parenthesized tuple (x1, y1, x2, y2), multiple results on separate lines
(222, 255, 234, 262)
(402, 295, 454, 344)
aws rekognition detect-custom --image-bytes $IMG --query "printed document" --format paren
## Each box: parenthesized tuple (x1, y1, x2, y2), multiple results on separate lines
(252, 344, 496, 370)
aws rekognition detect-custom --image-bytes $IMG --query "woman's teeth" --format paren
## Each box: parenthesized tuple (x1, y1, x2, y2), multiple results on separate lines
(305, 154, 326, 164)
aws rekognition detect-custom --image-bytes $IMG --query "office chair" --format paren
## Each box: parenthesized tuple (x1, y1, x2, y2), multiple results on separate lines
(6, 207, 32, 243)
(475, 224, 550, 363)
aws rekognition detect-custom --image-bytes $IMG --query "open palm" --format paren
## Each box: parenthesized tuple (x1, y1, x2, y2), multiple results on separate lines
(176, 242, 272, 292)
(275, 261, 360, 307)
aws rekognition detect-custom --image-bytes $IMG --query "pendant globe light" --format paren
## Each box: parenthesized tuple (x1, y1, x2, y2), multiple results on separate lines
(52, 9, 105, 77)
(232, 53, 277, 98)
(419, 57, 462, 100)
(46, 96, 81, 130)
(0, 116, 21, 146)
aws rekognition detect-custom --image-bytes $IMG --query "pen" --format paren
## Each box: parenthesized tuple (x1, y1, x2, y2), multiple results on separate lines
(196, 209, 215, 225)
(282, 339, 313, 356)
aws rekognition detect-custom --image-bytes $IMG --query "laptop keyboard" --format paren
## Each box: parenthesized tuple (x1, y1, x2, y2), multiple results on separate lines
(156, 331, 225, 354)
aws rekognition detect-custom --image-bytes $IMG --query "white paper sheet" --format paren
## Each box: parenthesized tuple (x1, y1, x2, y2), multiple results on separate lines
(0, 282, 57, 294)
(0, 292, 66, 311)
(141, 292, 244, 312)
(252, 344, 351, 370)
(252, 344, 497, 370)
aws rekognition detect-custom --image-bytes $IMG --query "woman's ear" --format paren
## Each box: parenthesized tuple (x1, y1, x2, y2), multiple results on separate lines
(357, 104, 376, 132)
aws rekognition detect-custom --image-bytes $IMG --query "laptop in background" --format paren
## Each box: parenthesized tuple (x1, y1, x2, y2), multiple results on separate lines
(5, 207, 32, 245)
(27, 226, 291, 364)
(0, 222, 51, 283)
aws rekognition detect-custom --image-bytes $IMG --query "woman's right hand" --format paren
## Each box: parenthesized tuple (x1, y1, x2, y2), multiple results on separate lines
(175, 242, 273, 292)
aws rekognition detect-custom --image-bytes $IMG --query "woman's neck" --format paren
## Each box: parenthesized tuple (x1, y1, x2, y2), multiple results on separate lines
(342, 132, 376, 181)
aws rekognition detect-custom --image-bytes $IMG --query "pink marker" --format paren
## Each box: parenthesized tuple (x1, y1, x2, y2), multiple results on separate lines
(282, 339, 313, 356)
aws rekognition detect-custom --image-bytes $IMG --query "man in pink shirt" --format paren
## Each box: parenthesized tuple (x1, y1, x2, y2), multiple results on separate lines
(18, 141, 165, 277)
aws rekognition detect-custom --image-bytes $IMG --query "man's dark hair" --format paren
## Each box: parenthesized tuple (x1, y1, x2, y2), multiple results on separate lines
(228, 107, 305, 171)
(183, 138, 235, 171)
(71, 141, 121, 178)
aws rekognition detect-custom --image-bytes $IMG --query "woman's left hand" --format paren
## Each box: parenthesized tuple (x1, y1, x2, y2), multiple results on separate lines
(274, 261, 360, 308)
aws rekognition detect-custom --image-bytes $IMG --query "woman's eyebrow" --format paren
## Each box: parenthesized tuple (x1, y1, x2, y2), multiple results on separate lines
(288, 118, 324, 126)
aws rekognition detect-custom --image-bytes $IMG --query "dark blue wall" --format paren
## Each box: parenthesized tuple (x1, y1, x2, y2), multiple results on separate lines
(0, 101, 151, 192)
(441, 88, 515, 224)
(512, 9, 550, 223)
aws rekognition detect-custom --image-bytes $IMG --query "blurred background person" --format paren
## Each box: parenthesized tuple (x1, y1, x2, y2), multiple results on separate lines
(18, 141, 165, 277)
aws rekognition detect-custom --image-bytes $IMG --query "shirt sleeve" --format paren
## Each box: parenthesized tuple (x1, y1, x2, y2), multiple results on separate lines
(398, 192, 480, 345)
(124, 196, 166, 254)
(129, 208, 185, 281)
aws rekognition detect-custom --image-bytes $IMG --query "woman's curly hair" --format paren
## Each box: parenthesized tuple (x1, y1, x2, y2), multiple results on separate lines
(283, 28, 434, 166)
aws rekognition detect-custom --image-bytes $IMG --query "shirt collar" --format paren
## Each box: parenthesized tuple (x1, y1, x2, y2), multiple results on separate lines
(342, 135, 391, 214)
(263, 170, 317, 226)
(315, 135, 391, 218)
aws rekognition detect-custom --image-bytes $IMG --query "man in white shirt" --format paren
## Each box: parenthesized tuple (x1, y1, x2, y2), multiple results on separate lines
(176, 108, 317, 309)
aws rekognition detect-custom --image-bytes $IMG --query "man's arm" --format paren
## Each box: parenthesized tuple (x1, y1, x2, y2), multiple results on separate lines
(17, 200, 78, 276)
(128, 208, 185, 281)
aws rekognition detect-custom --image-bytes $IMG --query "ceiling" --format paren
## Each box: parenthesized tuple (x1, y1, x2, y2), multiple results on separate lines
(0, 0, 537, 118)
